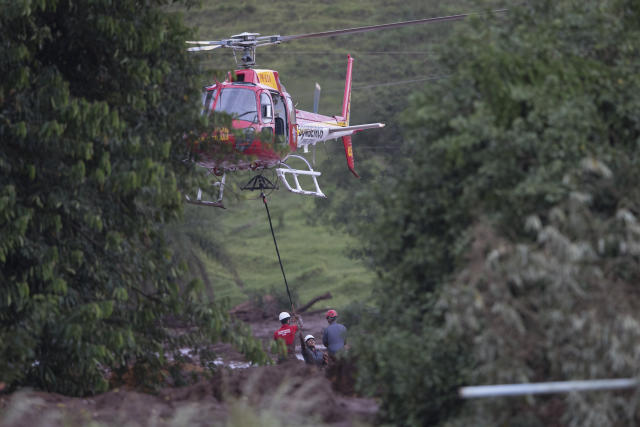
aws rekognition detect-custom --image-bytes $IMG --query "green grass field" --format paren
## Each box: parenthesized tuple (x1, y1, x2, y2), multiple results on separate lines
(185, 185, 376, 311)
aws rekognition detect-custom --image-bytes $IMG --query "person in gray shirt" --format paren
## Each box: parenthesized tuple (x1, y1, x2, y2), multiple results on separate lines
(322, 309, 347, 356)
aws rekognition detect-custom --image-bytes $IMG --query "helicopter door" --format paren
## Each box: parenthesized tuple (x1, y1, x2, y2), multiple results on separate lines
(273, 93, 288, 145)
(260, 92, 273, 125)
(285, 95, 297, 150)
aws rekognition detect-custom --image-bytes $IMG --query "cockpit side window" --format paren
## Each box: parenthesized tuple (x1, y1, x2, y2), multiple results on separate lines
(201, 88, 217, 115)
(272, 92, 287, 139)
(286, 96, 296, 126)
(260, 92, 273, 123)
(214, 88, 258, 122)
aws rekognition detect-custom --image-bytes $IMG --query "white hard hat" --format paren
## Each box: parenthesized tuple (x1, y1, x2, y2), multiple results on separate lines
(304, 335, 315, 342)
(278, 312, 291, 321)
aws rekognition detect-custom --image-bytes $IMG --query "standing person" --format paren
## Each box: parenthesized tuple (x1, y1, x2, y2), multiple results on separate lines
(322, 309, 347, 357)
(273, 311, 300, 360)
(299, 334, 328, 366)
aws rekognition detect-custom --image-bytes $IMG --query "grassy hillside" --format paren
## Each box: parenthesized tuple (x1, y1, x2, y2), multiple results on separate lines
(180, 143, 377, 311)
(187, 191, 376, 311)
(175, 0, 508, 312)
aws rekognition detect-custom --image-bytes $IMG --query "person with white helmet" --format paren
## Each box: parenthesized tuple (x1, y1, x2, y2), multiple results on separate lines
(322, 309, 347, 357)
(273, 311, 301, 360)
(299, 334, 327, 366)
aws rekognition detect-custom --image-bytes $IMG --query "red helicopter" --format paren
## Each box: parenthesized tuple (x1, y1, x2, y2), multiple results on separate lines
(185, 11, 505, 207)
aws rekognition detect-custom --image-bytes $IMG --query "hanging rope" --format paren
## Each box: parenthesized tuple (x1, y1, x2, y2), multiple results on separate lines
(261, 192, 294, 311)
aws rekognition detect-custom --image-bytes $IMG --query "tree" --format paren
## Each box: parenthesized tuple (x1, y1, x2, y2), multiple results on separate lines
(347, 0, 640, 424)
(442, 159, 640, 426)
(0, 0, 266, 395)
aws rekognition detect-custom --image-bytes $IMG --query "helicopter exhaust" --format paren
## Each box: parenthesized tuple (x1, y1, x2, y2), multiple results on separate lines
(313, 82, 321, 114)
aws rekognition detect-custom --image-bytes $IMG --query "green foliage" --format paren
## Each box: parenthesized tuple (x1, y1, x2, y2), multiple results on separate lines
(342, 0, 640, 425)
(354, 316, 471, 425)
(440, 159, 640, 426)
(0, 0, 266, 395)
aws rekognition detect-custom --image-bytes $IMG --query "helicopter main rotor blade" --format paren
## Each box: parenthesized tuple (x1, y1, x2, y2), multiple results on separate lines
(187, 44, 224, 52)
(184, 9, 507, 67)
(186, 40, 226, 45)
(278, 10, 506, 42)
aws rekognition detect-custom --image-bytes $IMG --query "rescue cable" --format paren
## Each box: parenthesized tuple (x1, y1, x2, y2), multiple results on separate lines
(261, 192, 294, 311)
(241, 174, 294, 311)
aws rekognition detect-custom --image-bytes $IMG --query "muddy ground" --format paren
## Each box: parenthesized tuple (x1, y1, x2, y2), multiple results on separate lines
(0, 304, 378, 426)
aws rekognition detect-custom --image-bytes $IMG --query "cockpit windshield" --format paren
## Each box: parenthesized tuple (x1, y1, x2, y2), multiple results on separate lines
(214, 88, 258, 122)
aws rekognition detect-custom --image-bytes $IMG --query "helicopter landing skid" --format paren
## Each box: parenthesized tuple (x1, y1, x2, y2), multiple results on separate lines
(276, 154, 326, 198)
(185, 173, 226, 208)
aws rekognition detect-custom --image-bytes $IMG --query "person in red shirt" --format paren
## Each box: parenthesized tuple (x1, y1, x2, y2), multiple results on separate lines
(273, 311, 300, 360)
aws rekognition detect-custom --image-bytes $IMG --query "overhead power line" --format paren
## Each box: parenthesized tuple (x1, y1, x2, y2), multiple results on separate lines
(354, 75, 447, 90)
(318, 75, 448, 94)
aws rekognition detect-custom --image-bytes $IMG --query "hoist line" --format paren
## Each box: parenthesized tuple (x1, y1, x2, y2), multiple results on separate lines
(261, 193, 294, 311)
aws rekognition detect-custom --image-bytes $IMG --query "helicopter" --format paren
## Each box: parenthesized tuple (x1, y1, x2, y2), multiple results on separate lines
(185, 10, 506, 208)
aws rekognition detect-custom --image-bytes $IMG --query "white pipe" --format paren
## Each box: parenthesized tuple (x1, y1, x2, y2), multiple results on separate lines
(459, 378, 638, 398)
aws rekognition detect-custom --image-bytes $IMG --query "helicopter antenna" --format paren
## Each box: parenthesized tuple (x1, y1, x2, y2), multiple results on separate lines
(186, 9, 507, 68)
